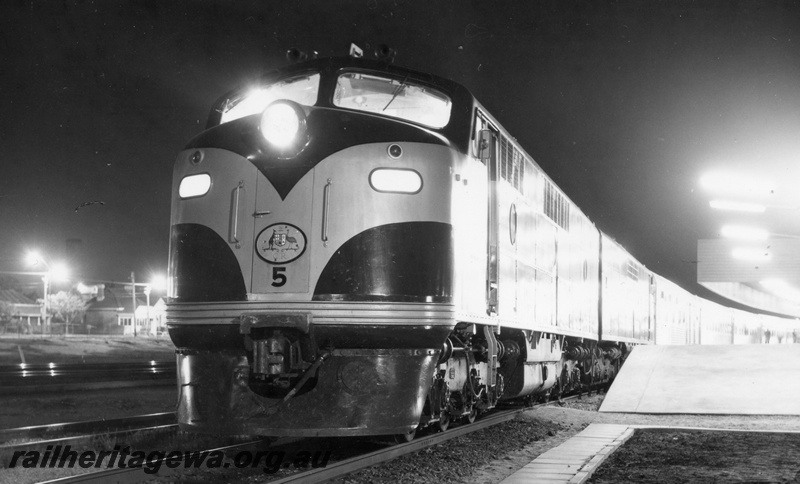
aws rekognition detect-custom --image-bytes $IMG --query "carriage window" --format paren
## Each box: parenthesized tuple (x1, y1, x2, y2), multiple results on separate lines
(219, 74, 320, 124)
(334, 72, 451, 128)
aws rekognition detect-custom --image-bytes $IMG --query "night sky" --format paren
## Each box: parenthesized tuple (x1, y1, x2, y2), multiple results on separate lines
(3, 1, 800, 304)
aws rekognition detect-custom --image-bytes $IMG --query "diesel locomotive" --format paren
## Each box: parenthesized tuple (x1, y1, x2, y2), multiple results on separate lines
(166, 52, 798, 439)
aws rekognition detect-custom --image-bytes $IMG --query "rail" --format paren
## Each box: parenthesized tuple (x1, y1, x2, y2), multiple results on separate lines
(0, 361, 175, 394)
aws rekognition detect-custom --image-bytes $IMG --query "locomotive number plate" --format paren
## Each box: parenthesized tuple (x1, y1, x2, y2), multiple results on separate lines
(256, 223, 307, 264)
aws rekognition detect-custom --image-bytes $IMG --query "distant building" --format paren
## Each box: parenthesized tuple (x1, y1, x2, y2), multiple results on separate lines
(152, 298, 167, 334)
(0, 289, 43, 333)
(81, 286, 166, 336)
(135, 297, 167, 335)
(83, 286, 144, 335)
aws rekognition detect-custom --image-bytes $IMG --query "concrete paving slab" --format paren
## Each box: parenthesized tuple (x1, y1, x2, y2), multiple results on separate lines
(503, 477, 567, 484)
(599, 345, 800, 414)
(533, 457, 585, 464)
(499, 424, 631, 484)
(526, 466, 576, 474)
(534, 473, 580, 480)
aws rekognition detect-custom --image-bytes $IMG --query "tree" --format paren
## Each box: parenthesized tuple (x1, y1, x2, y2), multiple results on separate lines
(47, 291, 87, 334)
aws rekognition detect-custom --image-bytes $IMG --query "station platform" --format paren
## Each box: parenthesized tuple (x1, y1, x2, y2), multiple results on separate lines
(499, 423, 632, 484)
(599, 345, 800, 414)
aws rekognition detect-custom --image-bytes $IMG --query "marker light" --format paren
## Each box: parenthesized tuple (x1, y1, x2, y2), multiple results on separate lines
(709, 200, 767, 213)
(260, 101, 307, 150)
(179, 174, 211, 199)
(369, 168, 423, 194)
(720, 225, 769, 241)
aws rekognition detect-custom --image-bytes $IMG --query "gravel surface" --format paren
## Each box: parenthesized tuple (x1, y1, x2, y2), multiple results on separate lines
(332, 393, 800, 484)
(330, 414, 563, 484)
(0, 386, 176, 429)
(589, 429, 800, 483)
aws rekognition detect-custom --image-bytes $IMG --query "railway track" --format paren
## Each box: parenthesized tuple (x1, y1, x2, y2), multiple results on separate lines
(0, 412, 176, 442)
(0, 361, 175, 394)
(266, 407, 525, 484)
(1, 412, 177, 454)
(18, 395, 584, 484)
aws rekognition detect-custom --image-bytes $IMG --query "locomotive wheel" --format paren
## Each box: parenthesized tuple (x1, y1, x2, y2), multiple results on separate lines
(393, 428, 416, 444)
(436, 411, 451, 432)
(554, 376, 564, 403)
(462, 407, 477, 424)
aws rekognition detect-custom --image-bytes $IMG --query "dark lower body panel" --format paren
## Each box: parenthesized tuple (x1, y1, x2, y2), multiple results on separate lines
(171, 322, 451, 437)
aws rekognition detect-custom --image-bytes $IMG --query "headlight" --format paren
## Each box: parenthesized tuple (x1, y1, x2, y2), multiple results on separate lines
(179, 173, 211, 199)
(259, 100, 308, 152)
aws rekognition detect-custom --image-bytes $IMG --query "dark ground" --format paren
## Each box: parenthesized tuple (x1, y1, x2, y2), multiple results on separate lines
(590, 429, 800, 483)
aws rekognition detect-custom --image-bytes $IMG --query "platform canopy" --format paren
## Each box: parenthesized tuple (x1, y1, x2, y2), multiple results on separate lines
(696, 169, 800, 318)
(698, 238, 800, 317)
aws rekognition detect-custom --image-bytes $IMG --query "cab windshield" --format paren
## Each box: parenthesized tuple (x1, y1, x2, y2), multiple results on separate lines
(333, 72, 451, 128)
(219, 73, 320, 124)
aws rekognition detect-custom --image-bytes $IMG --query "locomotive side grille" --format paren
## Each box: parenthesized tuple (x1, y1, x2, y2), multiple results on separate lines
(543, 180, 570, 231)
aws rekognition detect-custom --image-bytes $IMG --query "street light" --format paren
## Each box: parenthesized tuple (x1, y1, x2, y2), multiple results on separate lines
(131, 272, 137, 337)
(143, 285, 151, 336)
(25, 251, 69, 331)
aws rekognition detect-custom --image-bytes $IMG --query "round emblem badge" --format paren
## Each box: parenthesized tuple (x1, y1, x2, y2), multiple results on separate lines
(255, 223, 307, 264)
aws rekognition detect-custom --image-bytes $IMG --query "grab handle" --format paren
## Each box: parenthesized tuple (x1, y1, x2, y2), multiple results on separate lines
(230, 181, 243, 244)
(322, 178, 332, 247)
